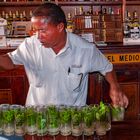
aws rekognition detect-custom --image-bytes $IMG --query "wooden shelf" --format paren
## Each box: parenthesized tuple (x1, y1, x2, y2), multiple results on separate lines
(0, 1, 122, 6)
(126, 1, 140, 5)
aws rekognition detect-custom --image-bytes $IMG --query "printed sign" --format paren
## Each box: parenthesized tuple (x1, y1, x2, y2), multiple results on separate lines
(105, 53, 140, 64)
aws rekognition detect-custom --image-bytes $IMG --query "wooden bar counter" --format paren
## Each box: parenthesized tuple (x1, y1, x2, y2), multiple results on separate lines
(24, 121, 140, 140)
(0, 120, 139, 140)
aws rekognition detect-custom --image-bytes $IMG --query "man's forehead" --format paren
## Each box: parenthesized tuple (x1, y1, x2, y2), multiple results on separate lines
(31, 16, 50, 24)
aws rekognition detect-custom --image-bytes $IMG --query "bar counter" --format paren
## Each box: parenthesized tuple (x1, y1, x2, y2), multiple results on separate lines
(24, 121, 140, 140)
(0, 120, 139, 140)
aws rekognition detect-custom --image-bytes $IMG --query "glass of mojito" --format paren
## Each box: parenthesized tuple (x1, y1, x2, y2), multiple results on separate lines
(2, 104, 15, 136)
(0, 105, 3, 134)
(25, 105, 37, 135)
(111, 105, 125, 121)
(14, 105, 25, 136)
(36, 105, 47, 136)
(71, 106, 83, 136)
(82, 105, 95, 136)
(95, 102, 111, 136)
(47, 105, 60, 136)
(59, 105, 71, 136)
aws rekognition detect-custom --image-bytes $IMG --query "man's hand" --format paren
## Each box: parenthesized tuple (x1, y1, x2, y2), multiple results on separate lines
(109, 85, 129, 108)
(105, 70, 129, 108)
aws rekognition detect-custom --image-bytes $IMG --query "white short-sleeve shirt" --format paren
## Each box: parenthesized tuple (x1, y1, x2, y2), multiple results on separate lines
(8, 32, 113, 106)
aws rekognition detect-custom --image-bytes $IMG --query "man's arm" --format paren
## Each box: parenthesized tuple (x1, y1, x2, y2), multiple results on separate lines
(0, 54, 16, 70)
(105, 70, 129, 108)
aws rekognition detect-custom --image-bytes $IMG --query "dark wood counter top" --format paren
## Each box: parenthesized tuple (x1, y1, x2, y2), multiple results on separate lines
(22, 121, 140, 140)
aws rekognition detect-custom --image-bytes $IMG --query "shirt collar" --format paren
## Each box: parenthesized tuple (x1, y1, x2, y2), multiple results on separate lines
(56, 31, 72, 56)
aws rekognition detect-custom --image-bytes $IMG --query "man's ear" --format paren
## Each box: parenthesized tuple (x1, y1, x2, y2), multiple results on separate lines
(57, 22, 65, 32)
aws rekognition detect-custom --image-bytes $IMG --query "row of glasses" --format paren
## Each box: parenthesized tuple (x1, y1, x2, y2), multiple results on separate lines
(0, 103, 124, 137)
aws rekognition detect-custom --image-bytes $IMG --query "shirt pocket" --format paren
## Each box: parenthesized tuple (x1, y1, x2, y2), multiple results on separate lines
(67, 72, 83, 92)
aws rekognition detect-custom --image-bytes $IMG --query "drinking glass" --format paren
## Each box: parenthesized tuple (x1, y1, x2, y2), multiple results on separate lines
(2, 104, 14, 136)
(111, 106, 125, 121)
(47, 105, 60, 136)
(71, 106, 83, 136)
(0, 105, 3, 134)
(25, 105, 37, 135)
(14, 105, 25, 136)
(95, 102, 111, 136)
(36, 105, 47, 136)
(82, 105, 94, 136)
(59, 105, 71, 136)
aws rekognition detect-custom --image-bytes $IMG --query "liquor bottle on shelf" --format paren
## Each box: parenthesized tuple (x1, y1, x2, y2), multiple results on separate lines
(66, 13, 74, 32)
(124, 10, 131, 38)
(1, 11, 6, 19)
(130, 10, 140, 39)
(22, 11, 27, 21)
(15, 11, 20, 21)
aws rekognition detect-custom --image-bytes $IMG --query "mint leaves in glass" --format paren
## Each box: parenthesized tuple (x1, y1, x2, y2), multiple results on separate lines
(95, 102, 111, 136)
(25, 105, 37, 135)
(71, 106, 83, 136)
(36, 106, 47, 136)
(14, 105, 25, 136)
(2, 104, 14, 136)
(111, 106, 125, 121)
(47, 105, 60, 136)
(0, 104, 3, 134)
(59, 105, 71, 136)
(82, 105, 96, 136)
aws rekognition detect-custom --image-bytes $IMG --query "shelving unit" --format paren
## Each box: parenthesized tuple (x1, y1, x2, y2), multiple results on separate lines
(0, 0, 124, 43)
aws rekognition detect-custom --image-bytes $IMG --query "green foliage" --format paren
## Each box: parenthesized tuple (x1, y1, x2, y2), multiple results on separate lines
(95, 101, 110, 121)
(82, 106, 93, 127)
(47, 105, 59, 128)
(111, 106, 124, 121)
(59, 107, 71, 125)
(71, 107, 82, 126)
(26, 107, 36, 126)
(3, 110, 14, 123)
(36, 112, 47, 130)
(15, 109, 25, 126)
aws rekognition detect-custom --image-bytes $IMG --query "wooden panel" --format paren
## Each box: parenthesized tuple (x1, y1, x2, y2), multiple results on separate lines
(0, 89, 13, 104)
(120, 83, 139, 120)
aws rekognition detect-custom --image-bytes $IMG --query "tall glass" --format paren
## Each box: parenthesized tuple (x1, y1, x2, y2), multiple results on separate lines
(14, 105, 25, 136)
(47, 105, 60, 136)
(82, 105, 94, 136)
(95, 102, 111, 136)
(59, 105, 71, 136)
(2, 104, 14, 136)
(71, 106, 83, 136)
(36, 105, 47, 136)
(0, 105, 3, 134)
(25, 105, 37, 135)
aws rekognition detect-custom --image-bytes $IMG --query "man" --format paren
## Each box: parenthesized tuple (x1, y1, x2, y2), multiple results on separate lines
(0, 3, 128, 107)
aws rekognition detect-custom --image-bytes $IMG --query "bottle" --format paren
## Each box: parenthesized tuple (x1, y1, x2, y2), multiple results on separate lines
(66, 13, 73, 32)
(87, 6, 93, 15)
(130, 11, 140, 39)
(22, 11, 27, 21)
(124, 11, 131, 38)
(1, 11, 6, 19)
(79, 6, 84, 15)
(15, 11, 20, 21)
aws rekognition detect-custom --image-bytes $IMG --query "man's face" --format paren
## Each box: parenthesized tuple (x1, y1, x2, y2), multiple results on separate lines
(31, 16, 62, 48)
